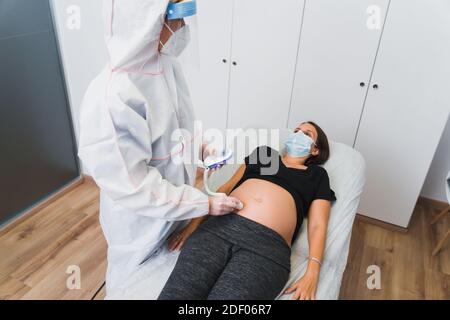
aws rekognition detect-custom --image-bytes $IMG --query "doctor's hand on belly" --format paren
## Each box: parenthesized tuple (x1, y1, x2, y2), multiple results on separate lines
(209, 194, 244, 216)
(168, 194, 243, 251)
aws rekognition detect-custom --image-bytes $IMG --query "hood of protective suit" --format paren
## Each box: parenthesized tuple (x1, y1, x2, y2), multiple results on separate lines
(103, 0, 169, 71)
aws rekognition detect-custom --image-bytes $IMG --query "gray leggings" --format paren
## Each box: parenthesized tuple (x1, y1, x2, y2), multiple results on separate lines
(158, 214, 291, 300)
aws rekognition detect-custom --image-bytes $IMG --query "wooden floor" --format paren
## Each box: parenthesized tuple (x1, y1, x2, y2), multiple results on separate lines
(340, 199, 449, 299)
(0, 180, 107, 300)
(0, 181, 448, 300)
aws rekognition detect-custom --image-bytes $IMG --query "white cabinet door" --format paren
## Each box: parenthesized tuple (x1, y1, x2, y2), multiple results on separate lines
(288, 0, 389, 145)
(227, 0, 305, 129)
(183, 0, 233, 130)
(355, 0, 450, 227)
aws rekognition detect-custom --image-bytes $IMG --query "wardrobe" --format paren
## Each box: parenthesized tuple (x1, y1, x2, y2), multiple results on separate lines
(186, 0, 306, 130)
(185, 0, 450, 228)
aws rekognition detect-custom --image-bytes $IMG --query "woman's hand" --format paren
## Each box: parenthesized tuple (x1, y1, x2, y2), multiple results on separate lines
(284, 269, 319, 300)
(167, 223, 198, 252)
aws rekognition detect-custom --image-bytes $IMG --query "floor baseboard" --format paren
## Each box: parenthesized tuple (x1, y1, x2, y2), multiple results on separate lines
(0, 176, 85, 235)
(355, 214, 409, 233)
(418, 196, 448, 209)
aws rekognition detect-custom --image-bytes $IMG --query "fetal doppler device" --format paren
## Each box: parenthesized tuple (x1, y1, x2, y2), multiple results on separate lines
(203, 149, 234, 196)
(166, 0, 197, 20)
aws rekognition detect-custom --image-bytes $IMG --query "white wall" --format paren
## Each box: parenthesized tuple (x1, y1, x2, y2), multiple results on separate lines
(51, 0, 107, 143)
(51, 1, 449, 203)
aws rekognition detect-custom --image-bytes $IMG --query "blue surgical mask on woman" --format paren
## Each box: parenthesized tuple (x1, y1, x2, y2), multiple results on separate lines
(285, 131, 316, 158)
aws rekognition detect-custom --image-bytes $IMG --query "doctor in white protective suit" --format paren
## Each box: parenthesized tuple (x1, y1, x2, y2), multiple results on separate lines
(78, 0, 243, 293)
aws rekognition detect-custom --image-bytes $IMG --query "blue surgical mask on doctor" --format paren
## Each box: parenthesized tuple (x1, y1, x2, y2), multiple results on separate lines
(285, 130, 316, 158)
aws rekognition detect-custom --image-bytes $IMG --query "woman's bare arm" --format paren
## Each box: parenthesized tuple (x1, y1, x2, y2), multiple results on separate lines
(284, 199, 331, 300)
(217, 164, 246, 196)
(306, 199, 331, 274)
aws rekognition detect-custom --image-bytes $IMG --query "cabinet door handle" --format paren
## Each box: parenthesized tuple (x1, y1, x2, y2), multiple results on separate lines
(372, 84, 379, 89)
(222, 59, 227, 63)
(360, 82, 366, 87)
(232, 61, 237, 66)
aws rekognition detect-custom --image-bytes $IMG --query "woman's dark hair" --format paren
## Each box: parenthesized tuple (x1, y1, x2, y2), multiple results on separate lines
(304, 121, 330, 166)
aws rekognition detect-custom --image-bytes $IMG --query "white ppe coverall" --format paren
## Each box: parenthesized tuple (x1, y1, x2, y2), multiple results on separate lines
(78, 0, 209, 293)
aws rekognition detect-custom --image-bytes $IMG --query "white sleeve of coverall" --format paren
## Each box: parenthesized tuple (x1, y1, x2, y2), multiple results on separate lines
(78, 81, 209, 221)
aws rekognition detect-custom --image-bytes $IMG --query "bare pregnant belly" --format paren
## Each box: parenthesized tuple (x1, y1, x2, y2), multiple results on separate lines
(229, 179, 297, 247)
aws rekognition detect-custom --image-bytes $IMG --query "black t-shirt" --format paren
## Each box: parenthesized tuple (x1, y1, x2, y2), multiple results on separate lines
(231, 146, 337, 242)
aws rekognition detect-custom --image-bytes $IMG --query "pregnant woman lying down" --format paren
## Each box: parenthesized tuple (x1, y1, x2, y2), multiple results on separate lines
(158, 122, 336, 300)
